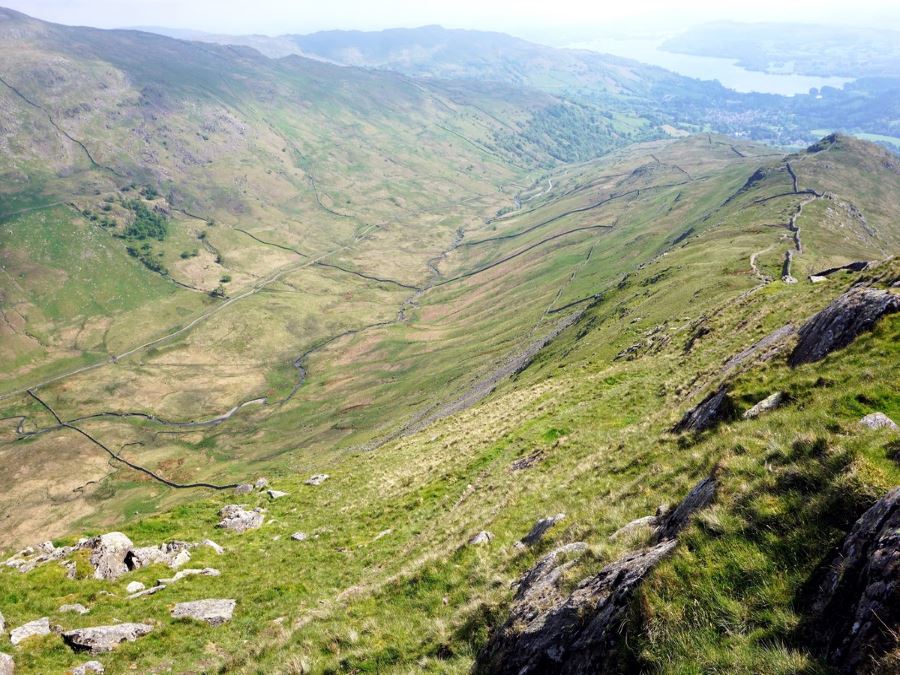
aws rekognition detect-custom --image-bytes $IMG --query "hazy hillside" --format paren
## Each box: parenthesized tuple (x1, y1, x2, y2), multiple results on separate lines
(0, 6, 898, 675)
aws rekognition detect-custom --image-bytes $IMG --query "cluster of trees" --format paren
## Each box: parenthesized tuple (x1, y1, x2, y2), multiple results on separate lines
(123, 199, 168, 241)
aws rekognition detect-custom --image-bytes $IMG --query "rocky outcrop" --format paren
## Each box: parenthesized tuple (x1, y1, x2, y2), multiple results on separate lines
(171, 599, 235, 626)
(743, 392, 786, 419)
(88, 533, 133, 581)
(521, 514, 565, 546)
(859, 412, 898, 430)
(217, 505, 264, 532)
(800, 487, 899, 673)
(9, 618, 51, 646)
(62, 623, 153, 654)
(0, 653, 12, 675)
(476, 475, 716, 674)
(125, 541, 191, 571)
(673, 386, 735, 433)
(789, 288, 899, 367)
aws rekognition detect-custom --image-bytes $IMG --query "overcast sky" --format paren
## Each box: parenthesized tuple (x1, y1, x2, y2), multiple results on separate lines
(7, 0, 900, 39)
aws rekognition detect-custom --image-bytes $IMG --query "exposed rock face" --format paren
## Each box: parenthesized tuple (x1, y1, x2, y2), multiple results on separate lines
(72, 661, 104, 674)
(62, 623, 153, 654)
(743, 392, 786, 419)
(9, 617, 50, 646)
(304, 474, 329, 486)
(468, 531, 494, 545)
(171, 599, 235, 626)
(217, 505, 264, 532)
(126, 541, 191, 570)
(673, 386, 735, 433)
(476, 476, 716, 674)
(0, 652, 12, 675)
(520, 514, 566, 546)
(58, 604, 89, 615)
(789, 288, 899, 367)
(88, 533, 133, 581)
(859, 412, 898, 430)
(801, 487, 900, 673)
(651, 476, 716, 543)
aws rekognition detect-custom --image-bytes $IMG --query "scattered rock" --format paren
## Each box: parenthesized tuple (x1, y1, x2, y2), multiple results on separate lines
(10, 617, 50, 646)
(859, 412, 898, 430)
(468, 531, 494, 546)
(62, 624, 153, 654)
(157, 567, 220, 585)
(800, 487, 900, 673)
(520, 513, 565, 546)
(87, 533, 134, 581)
(672, 386, 735, 433)
(291, 532, 307, 541)
(61, 561, 77, 579)
(254, 477, 269, 489)
(476, 475, 717, 673)
(171, 599, 235, 626)
(234, 483, 253, 495)
(304, 474, 329, 486)
(373, 529, 391, 541)
(72, 661, 104, 674)
(609, 515, 658, 541)
(809, 275, 828, 283)
(267, 490, 288, 500)
(0, 653, 12, 675)
(201, 539, 224, 555)
(743, 392, 786, 419)
(0, 610, 4, 633)
(789, 287, 899, 367)
(125, 582, 145, 594)
(217, 505, 264, 533)
(59, 604, 89, 615)
(510, 450, 545, 471)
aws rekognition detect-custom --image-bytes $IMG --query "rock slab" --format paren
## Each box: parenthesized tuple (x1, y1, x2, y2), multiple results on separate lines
(171, 599, 235, 626)
(521, 513, 566, 546)
(0, 652, 12, 675)
(673, 386, 735, 433)
(10, 617, 50, 646)
(62, 623, 153, 654)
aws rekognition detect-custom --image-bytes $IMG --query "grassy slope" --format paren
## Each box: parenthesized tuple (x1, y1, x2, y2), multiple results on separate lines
(0, 134, 897, 673)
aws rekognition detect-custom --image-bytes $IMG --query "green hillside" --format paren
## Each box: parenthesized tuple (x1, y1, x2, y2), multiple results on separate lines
(0, 7, 898, 675)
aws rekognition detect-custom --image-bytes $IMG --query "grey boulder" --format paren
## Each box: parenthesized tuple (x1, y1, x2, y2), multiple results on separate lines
(171, 599, 235, 626)
(87, 533, 133, 581)
(0, 653, 12, 675)
(217, 505, 264, 533)
(72, 661, 104, 674)
(62, 623, 153, 654)
(859, 412, 898, 430)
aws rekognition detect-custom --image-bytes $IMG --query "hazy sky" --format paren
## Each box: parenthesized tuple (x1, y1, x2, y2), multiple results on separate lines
(7, 0, 900, 40)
